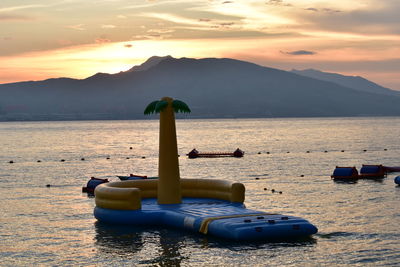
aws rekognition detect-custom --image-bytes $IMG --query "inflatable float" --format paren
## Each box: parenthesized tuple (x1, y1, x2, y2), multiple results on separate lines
(82, 177, 109, 194)
(93, 97, 318, 241)
(395, 176, 400, 185)
(331, 166, 359, 180)
(331, 164, 388, 180)
(187, 148, 244, 159)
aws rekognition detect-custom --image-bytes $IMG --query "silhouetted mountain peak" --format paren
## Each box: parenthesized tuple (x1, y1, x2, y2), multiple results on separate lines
(128, 55, 173, 72)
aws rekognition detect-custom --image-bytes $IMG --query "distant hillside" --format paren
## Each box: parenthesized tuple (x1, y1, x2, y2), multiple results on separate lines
(1, 56, 400, 121)
(291, 68, 399, 96)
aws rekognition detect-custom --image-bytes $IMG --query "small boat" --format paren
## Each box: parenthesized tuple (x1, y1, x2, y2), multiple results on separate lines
(82, 177, 109, 194)
(187, 148, 244, 159)
(331, 166, 359, 180)
(117, 174, 157, 180)
(359, 164, 386, 179)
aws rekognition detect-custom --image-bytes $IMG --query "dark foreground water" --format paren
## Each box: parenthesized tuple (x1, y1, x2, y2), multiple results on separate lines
(0, 117, 399, 266)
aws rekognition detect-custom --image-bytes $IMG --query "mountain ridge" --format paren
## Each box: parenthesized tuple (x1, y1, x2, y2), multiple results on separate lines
(0, 56, 399, 121)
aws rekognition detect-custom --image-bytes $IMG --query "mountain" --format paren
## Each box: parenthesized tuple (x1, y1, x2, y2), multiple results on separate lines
(1, 56, 400, 121)
(291, 68, 399, 96)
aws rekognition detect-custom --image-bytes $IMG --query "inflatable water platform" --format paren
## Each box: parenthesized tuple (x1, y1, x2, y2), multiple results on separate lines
(92, 97, 318, 241)
(94, 179, 318, 241)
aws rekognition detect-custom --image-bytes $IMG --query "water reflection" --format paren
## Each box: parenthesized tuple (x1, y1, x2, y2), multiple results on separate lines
(94, 222, 144, 256)
(94, 222, 188, 266)
(94, 221, 317, 265)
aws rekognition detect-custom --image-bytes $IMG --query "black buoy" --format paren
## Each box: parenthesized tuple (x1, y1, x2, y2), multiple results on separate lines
(130, 147, 133, 149)
(46, 184, 51, 187)
(300, 174, 304, 177)
(126, 157, 130, 159)
(384, 148, 387, 151)
(60, 159, 65, 162)
(324, 150, 328, 153)
(271, 189, 275, 193)
(341, 150, 345, 152)
(306, 151, 310, 153)
(9, 160, 14, 164)
(363, 149, 367, 152)
(141, 156, 146, 159)
(37, 160, 41, 162)
(255, 177, 260, 180)
(266, 152, 270, 154)
(81, 158, 85, 161)
(263, 188, 267, 190)
(258, 152, 261, 154)
(279, 191, 282, 194)
(106, 157, 110, 159)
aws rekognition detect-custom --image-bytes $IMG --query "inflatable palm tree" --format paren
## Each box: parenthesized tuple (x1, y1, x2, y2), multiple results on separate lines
(144, 97, 191, 204)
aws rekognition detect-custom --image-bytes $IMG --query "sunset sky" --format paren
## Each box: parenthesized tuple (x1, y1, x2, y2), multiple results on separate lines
(1, 0, 399, 90)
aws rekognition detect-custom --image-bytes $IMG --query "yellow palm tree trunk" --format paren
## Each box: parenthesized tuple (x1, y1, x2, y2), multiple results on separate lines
(157, 97, 181, 204)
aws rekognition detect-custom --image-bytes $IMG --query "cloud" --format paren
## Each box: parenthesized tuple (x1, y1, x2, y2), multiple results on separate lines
(266, 0, 292, 7)
(0, 14, 33, 21)
(95, 38, 111, 44)
(282, 50, 316, 55)
(0, 4, 46, 12)
(66, 24, 86, 31)
(304, 7, 341, 13)
(101, 24, 116, 29)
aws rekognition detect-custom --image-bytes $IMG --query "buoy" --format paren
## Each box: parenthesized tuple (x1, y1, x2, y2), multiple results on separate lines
(263, 188, 267, 190)
(255, 177, 260, 180)
(279, 191, 282, 194)
(286, 151, 290, 153)
(37, 160, 41, 162)
(324, 151, 328, 153)
(271, 189, 275, 193)
(363, 149, 367, 152)
(142, 156, 146, 159)
(46, 184, 51, 187)
(130, 147, 133, 149)
(106, 157, 110, 159)
(300, 175, 304, 177)
(9, 160, 14, 164)
(266, 152, 270, 154)
(258, 152, 261, 154)
(306, 151, 310, 153)
(60, 159, 65, 162)
(341, 150, 345, 152)
(126, 157, 130, 159)
(81, 158, 85, 161)
(384, 149, 387, 151)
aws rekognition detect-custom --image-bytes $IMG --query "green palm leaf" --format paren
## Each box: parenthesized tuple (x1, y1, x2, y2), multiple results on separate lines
(155, 100, 168, 113)
(172, 100, 191, 113)
(144, 100, 159, 115)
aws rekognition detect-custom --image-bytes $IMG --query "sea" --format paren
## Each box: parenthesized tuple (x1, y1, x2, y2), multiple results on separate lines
(0, 117, 399, 266)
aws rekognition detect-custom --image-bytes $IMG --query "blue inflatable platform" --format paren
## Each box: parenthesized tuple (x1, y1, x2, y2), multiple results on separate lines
(95, 197, 318, 241)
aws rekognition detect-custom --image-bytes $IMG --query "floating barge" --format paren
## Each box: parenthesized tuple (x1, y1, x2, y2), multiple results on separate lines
(187, 148, 244, 159)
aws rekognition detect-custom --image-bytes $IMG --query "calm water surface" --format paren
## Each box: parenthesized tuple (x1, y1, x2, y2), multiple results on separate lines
(0, 117, 399, 266)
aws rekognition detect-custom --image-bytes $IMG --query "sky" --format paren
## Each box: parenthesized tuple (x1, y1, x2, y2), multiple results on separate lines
(1, 0, 399, 90)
